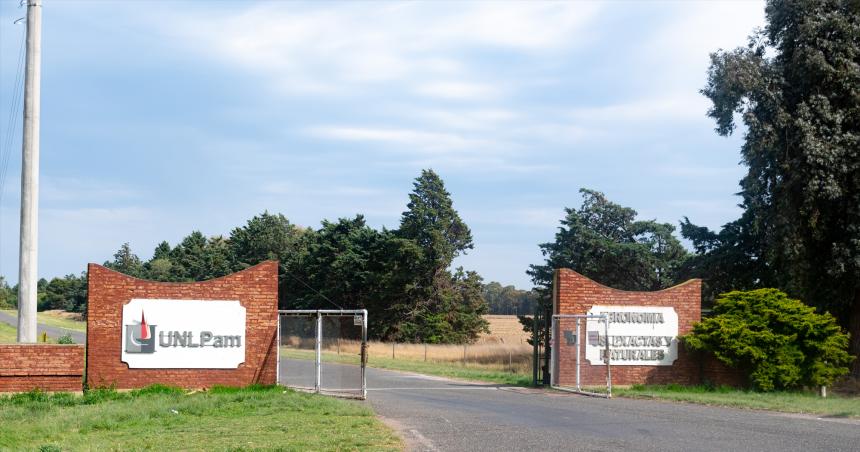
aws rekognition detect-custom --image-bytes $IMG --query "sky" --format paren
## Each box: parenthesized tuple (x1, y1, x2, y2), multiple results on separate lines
(0, 0, 765, 289)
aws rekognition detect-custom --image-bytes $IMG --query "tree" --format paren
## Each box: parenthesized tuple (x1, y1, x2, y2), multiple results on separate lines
(395, 169, 487, 343)
(230, 212, 305, 269)
(483, 282, 536, 315)
(529, 189, 688, 294)
(679, 212, 776, 306)
(694, 0, 860, 372)
(527, 189, 689, 380)
(0, 276, 16, 309)
(398, 169, 473, 290)
(684, 289, 853, 391)
(283, 216, 381, 311)
(168, 232, 234, 281)
(143, 241, 175, 281)
(104, 243, 143, 277)
(230, 212, 309, 307)
(40, 274, 87, 313)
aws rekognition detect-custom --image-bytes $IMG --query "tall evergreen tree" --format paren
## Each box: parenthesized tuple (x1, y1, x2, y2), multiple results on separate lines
(398, 169, 473, 288)
(690, 0, 860, 372)
(529, 189, 688, 295)
(104, 243, 143, 277)
(395, 169, 487, 342)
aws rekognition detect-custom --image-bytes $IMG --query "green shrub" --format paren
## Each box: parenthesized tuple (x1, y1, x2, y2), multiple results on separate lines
(56, 334, 75, 344)
(684, 288, 853, 391)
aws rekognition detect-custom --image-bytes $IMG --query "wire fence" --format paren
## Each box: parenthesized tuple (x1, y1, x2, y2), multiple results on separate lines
(364, 341, 533, 375)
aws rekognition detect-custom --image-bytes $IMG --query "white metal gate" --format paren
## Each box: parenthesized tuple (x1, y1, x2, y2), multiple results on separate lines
(551, 313, 612, 398)
(277, 309, 368, 399)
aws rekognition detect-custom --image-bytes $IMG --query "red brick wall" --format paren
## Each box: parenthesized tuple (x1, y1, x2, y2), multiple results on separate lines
(553, 268, 702, 386)
(0, 344, 84, 392)
(700, 352, 747, 387)
(86, 261, 278, 390)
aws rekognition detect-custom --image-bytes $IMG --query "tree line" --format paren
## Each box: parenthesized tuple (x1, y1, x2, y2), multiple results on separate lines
(1, 170, 491, 344)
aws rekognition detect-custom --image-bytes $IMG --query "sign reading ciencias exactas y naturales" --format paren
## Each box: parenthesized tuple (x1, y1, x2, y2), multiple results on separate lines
(121, 299, 246, 369)
(585, 305, 679, 366)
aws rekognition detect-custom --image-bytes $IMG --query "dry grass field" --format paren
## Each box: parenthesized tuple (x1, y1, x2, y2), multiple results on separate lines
(281, 315, 534, 375)
(478, 315, 531, 344)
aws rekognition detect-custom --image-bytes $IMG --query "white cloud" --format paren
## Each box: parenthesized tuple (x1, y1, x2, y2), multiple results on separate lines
(40, 177, 141, 204)
(157, 2, 603, 97)
(568, 94, 712, 123)
(307, 126, 496, 153)
(412, 108, 519, 131)
(260, 181, 383, 197)
(658, 165, 745, 179)
(636, 1, 766, 93)
(415, 81, 502, 101)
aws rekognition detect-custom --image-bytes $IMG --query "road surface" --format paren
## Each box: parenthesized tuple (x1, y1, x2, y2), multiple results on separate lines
(0, 311, 86, 344)
(279, 358, 860, 452)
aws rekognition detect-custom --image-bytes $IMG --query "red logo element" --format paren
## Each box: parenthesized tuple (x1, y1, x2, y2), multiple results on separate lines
(140, 311, 150, 340)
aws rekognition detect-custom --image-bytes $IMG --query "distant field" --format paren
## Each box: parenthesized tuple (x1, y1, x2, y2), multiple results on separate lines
(479, 315, 531, 344)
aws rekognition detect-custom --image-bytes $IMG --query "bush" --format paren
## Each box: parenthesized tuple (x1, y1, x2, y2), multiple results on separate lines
(684, 288, 854, 391)
(57, 334, 75, 344)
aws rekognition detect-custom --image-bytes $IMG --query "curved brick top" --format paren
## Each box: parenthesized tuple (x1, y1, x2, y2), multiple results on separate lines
(85, 261, 279, 389)
(553, 268, 701, 317)
(555, 268, 700, 295)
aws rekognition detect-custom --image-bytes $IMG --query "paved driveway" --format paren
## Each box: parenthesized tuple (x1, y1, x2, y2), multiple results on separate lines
(279, 358, 860, 452)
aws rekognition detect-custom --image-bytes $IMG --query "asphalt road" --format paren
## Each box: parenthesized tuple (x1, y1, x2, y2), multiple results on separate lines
(0, 311, 86, 344)
(279, 358, 860, 452)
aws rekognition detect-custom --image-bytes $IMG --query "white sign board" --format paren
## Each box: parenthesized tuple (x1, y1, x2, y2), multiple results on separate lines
(121, 299, 246, 369)
(585, 306, 678, 366)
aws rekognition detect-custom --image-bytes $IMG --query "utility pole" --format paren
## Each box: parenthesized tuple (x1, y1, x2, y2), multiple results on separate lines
(17, 0, 42, 343)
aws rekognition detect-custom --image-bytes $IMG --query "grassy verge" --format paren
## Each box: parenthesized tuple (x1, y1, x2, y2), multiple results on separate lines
(0, 309, 86, 332)
(0, 320, 74, 344)
(282, 348, 532, 386)
(0, 321, 17, 342)
(0, 385, 402, 451)
(615, 384, 860, 418)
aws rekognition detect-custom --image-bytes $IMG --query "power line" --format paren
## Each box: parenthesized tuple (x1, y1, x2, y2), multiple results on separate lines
(0, 17, 27, 279)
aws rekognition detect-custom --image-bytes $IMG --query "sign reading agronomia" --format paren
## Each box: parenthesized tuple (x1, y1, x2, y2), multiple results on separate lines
(585, 305, 678, 366)
(121, 299, 246, 369)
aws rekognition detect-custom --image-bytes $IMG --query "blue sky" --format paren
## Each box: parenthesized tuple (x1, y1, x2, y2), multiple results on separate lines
(0, 1, 764, 289)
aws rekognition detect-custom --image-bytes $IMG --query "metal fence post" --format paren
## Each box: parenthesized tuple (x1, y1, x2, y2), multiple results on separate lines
(605, 316, 612, 398)
(362, 309, 368, 400)
(276, 313, 281, 386)
(575, 317, 581, 391)
(315, 312, 322, 393)
(550, 316, 558, 386)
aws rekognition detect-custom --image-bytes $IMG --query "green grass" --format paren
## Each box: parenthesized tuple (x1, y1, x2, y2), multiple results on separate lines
(1, 309, 86, 332)
(615, 384, 860, 418)
(282, 348, 532, 386)
(0, 321, 17, 342)
(0, 319, 75, 344)
(0, 384, 402, 451)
